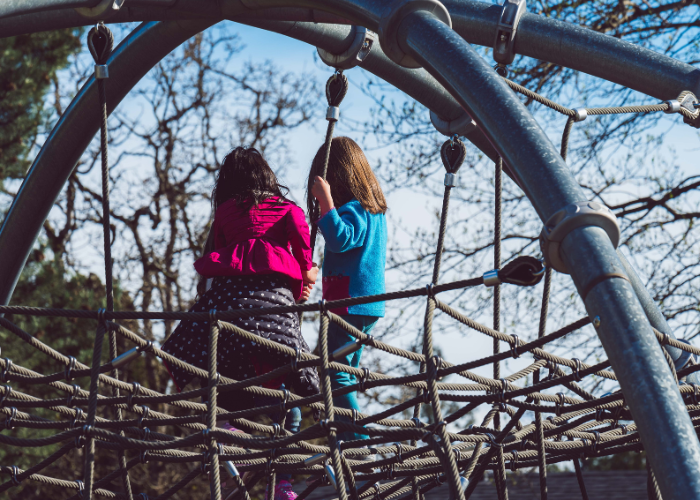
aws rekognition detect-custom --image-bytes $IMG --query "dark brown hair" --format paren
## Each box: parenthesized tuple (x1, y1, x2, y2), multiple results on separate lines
(307, 137, 387, 219)
(213, 146, 288, 212)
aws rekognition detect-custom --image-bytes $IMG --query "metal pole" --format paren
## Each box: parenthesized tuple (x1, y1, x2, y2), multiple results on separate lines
(617, 250, 697, 378)
(444, 0, 700, 100)
(240, 19, 499, 158)
(399, 10, 700, 500)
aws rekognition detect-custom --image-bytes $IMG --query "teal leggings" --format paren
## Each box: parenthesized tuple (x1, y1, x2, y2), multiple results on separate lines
(327, 315, 379, 443)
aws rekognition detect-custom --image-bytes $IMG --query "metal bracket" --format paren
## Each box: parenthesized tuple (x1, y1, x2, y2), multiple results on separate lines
(75, 0, 125, 19)
(378, 0, 451, 68)
(493, 0, 527, 66)
(430, 110, 477, 138)
(539, 201, 620, 274)
(318, 27, 376, 71)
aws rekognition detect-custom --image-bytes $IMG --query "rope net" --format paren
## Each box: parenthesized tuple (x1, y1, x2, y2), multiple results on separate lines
(2, 26, 700, 500)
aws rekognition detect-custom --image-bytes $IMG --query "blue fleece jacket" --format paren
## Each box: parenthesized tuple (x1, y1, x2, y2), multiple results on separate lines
(317, 199, 387, 317)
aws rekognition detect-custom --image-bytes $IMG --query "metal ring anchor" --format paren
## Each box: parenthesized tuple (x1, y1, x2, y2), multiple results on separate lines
(539, 201, 620, 274)
(317, 26, 376, 70)
(493, 0, 527, 66)
(377, 0, 452, 68)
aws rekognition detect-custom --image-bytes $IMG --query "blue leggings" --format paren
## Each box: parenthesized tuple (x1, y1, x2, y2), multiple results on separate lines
(327, 315, 379, 443)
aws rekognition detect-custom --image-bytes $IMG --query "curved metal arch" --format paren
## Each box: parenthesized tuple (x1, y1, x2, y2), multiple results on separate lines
(0, 18, 217, 308)
(0, 2, 698, 499)
(2, 0, 699, 102)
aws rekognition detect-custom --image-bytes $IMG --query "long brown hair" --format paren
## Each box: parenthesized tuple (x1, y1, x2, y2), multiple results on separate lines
(307, 137, 387, 219)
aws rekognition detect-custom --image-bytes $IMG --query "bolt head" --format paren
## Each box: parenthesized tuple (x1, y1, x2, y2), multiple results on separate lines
(593, 316, 601, 328)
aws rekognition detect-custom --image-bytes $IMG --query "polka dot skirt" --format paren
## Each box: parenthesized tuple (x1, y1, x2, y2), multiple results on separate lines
(161, 273, 319, 406)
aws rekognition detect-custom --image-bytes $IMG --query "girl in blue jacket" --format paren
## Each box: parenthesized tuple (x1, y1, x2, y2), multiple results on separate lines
(308, 136, 387, 444)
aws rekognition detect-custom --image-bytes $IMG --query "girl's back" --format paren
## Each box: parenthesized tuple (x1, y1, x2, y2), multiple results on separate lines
(195, 196, 312, 300)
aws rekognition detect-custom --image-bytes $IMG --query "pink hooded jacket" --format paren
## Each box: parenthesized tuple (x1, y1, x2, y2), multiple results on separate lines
(194, 197, 312, 300)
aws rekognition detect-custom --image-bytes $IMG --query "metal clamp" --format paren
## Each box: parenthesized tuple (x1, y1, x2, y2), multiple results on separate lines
(4, 407, 17, 430)
(378, 0, 451, 68)
(430, 110, 477, 138)
(555, 392, 566, 417)
(572, 108, 587, 122)
(483, 269, 500, 287)
(571, 358, 582, 381)
(65, 356, 77, 382)
(444, 173, 457, 187)
(75, 0, 125, 19)
(324, 460, 338, 491)
(493, 0, 527, 66)
(95, 65, 109, 79)
(539, 201, 620, 274)
(111, 346, 141, 370)
(66, 384, 81, 408)
(1, 359, 12, 382)
(318, 26, 376, 70)
(359, 367, 371, 392)
(0, 385, 12, 408)
(326, 106, 340, 122)
(664, 100, 681, 114)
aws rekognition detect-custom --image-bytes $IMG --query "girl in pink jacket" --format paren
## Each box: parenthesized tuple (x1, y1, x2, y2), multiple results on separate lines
(162, 147, 319, 500)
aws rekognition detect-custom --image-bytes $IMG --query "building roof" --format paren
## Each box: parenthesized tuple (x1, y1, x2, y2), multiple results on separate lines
(297, 471, 649, 499)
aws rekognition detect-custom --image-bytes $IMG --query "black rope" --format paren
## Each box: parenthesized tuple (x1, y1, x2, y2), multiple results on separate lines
(87, 23, 133, 500)
(308, 71, 349, 254)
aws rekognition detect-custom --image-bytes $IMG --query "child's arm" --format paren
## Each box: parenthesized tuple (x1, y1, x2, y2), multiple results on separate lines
(312, 176, 367, 253)
(286, 204, 314, 272)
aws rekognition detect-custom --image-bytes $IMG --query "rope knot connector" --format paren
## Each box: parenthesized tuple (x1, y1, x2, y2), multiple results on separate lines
(498, 255, 545, 286)
(87, 23, 114, 66)
(1, 359, 12, 383)
(10, 465, 20, 485)
(4, 407, 17, 430)
(64, 356, 77, 382)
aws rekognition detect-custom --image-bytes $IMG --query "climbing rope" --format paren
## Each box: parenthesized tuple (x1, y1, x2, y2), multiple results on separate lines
(86, 23, 133, 500)
(1, 63, 700, 500)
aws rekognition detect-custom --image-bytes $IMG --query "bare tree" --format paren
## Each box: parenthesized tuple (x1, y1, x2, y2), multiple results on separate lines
(352, 0, 700, 399)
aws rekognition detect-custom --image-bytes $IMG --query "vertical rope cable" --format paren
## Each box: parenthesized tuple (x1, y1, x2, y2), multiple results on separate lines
(86, 23, 132, 500)
(308, 71, 349, 255)
(493, 157, 507, 500)
(83, 314, 106, 500)
(535, 268, 552, 500)
(560, 116, 575, 161)
(573, 458, 589, 500)
(207, 312, 222, 500)
(318, 310, 349, 500)
(647, 460, 662, 500)
(411, 138, 466, 500)
(423, 296, 466, 500)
